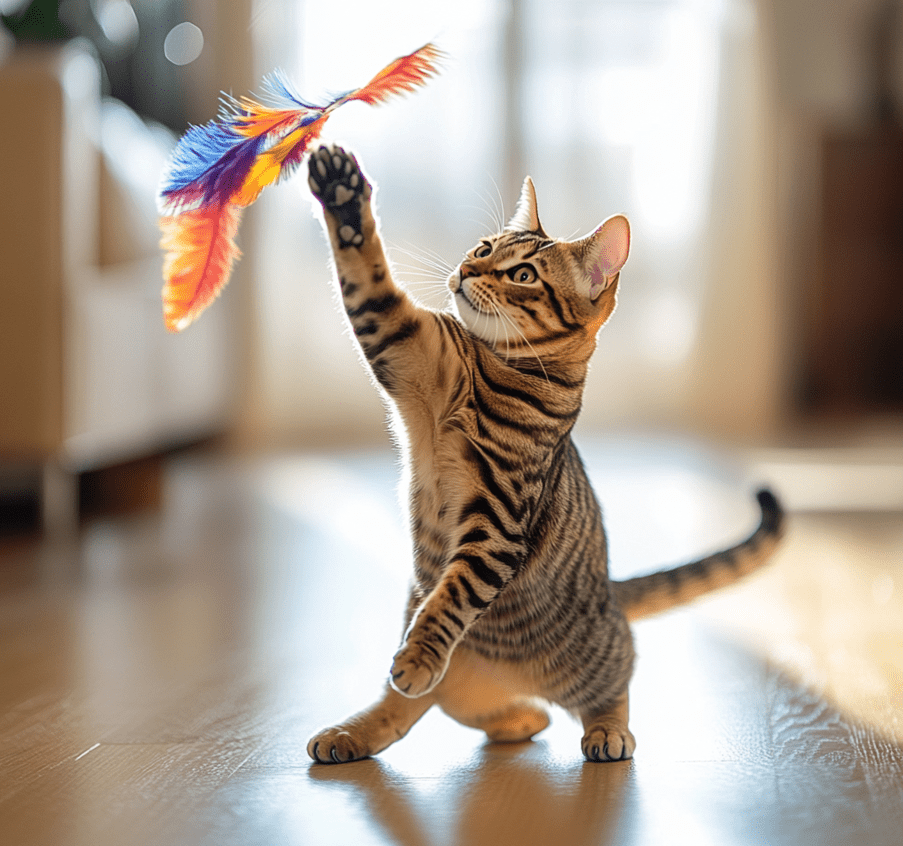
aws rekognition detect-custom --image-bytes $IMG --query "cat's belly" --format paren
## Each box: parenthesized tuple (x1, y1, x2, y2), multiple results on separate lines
(435, 643, 543, 709)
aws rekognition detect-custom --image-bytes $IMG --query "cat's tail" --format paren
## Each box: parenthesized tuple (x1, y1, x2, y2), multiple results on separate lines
(612, 489, 785, 622)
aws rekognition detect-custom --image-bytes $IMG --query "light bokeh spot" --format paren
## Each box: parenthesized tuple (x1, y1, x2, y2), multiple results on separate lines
(164, 22, 204, 66)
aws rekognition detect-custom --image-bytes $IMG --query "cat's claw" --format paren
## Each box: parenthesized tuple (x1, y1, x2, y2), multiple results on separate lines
(308, 144, 371, 249)
(581, 726, 636, 762)
(307, 728, 371, 764)
(389, 641, 447, 698)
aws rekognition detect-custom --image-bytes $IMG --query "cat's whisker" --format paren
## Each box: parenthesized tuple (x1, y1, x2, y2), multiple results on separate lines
(400, 285, 452, 303)
(466, 215, 495, 235)
(466, 186, 502, 235)
(468, 186, 506, 234)
(395, 274, 445, 283)
(494, 304, 550, 383)
(488, 301, 505, 361)
(464, 206, 499, 236)
(393, 267, 448, 280)
(393, 241, 455, 274)
(474, 188, 495, 224)
(487, 174, 506, 231)
(399, 272, 452, 292)
(389, 242, 455, 276)
(392, 265, 449, 281)
(399, 278, 450, 293)
(410, 253, 452, 275)
(400, 283, 450, 295)
(399, 277, 448, 286)
(494, 302, 513, 363)
(421, 258, 454, 279)
(492, 302, 513, 363)
(392, 256, 453, 280)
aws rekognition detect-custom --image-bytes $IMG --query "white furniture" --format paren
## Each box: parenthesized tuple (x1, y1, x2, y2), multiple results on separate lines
(0, 41, 236, 534)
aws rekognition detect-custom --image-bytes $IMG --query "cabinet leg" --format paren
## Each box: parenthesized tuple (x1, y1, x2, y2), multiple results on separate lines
(41, 459, 79, 540)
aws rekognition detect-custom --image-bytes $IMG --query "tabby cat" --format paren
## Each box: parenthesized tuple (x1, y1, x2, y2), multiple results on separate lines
(305, 144, 784, 764)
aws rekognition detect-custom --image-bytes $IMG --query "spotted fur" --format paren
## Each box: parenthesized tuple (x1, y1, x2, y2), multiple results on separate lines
(305, 145, 784, 765)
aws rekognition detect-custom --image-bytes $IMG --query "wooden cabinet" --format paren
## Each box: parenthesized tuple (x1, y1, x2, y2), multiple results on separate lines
(801, 126, 903, 417)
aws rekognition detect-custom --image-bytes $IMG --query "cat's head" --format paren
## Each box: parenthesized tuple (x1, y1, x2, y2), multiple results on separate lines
(449, 177, 629, 362)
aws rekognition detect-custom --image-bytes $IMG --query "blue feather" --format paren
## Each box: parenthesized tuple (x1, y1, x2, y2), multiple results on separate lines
(159, 124, 266, 209)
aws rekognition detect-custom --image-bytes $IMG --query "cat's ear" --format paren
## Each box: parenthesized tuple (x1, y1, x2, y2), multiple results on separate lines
(576, 214, 630, 300)
(506, 176, 547, 236)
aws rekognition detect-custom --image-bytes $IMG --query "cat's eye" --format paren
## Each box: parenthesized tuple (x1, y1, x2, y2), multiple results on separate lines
(474, 243, 492, 258)
(510, 265, 537, 284)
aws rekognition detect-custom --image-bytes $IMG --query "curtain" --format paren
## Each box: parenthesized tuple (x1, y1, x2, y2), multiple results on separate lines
(240, 0, 783, 446)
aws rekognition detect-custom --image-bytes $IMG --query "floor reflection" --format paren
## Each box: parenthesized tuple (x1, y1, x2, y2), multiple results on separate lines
(4, 448, 903, 846)
(309, 739, 632, 846)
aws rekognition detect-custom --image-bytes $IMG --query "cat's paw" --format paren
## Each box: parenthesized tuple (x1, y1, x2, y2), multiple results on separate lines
(307, 144, 371, 248)
(581, 725, 636, 762)
(390, 640, 448, 698)
(307, 725, 372, 764)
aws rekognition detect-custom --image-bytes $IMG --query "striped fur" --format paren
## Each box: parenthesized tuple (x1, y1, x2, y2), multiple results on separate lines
(305, 145, 785, 765)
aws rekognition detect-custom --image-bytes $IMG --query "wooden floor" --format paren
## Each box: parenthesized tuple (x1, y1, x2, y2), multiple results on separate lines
(1, 441, 902, 846)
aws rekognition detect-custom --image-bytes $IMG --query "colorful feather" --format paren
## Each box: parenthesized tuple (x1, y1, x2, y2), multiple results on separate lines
(159, 43, 443, 332)
(160, 204, 243, 333)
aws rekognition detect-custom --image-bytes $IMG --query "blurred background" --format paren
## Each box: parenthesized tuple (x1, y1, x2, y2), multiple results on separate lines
(1, 8, 902, 841)
(1, 0, 903, 530)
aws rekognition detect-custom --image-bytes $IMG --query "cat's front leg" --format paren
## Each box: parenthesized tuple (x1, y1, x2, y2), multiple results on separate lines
(307, 144, 459, 406)
(391, 537, 527, 698)
(390, 610, 455, 698)
(580, 692, 636, 762)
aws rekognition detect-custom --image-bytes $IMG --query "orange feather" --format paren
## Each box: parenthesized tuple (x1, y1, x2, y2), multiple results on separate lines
(343, 43, 444, 107)
(159, 204, 242, 333)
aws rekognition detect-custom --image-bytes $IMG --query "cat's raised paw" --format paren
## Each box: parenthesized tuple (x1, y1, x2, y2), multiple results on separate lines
(307, 726, 371, 764)
(581, 725, 636, 762)
(307, 144, 371, 248)
(390, 641, 447, 698)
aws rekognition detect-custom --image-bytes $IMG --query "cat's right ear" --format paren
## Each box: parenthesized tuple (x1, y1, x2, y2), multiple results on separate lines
(575, 214, 630, 301)
(506, 177, 547, 236)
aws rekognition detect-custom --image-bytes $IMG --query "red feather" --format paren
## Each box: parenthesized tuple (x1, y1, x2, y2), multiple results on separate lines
(159, 204, 242, 333)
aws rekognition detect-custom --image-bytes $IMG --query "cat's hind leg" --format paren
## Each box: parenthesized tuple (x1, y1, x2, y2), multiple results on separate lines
(470, 701, 551, 743)
(435, 648, 550, 743)
(579, 691, 635, 762)
(308, 685, 434, 764)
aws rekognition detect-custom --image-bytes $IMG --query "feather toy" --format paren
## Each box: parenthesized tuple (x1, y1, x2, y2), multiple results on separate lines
(158, 43, 443, 332)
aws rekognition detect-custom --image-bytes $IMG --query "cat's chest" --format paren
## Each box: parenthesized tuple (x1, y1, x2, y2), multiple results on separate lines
(401, 373, 550, 550)
(409, 425, 473, 518)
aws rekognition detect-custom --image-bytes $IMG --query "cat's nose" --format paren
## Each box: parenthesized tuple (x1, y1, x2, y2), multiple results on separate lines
(460, 263, 479, 279)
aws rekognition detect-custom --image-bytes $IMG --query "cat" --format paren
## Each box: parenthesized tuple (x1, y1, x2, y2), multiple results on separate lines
(305, 144, 784, 764)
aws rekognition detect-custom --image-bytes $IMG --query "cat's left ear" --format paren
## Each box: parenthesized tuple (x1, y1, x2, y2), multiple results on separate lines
(506, 176, 547, 237)
(577, 214, 630, 300)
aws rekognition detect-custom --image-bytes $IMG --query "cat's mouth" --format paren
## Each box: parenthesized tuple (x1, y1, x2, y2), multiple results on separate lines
(457, 288, 476, 311)
(455, 279, 481, 313)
